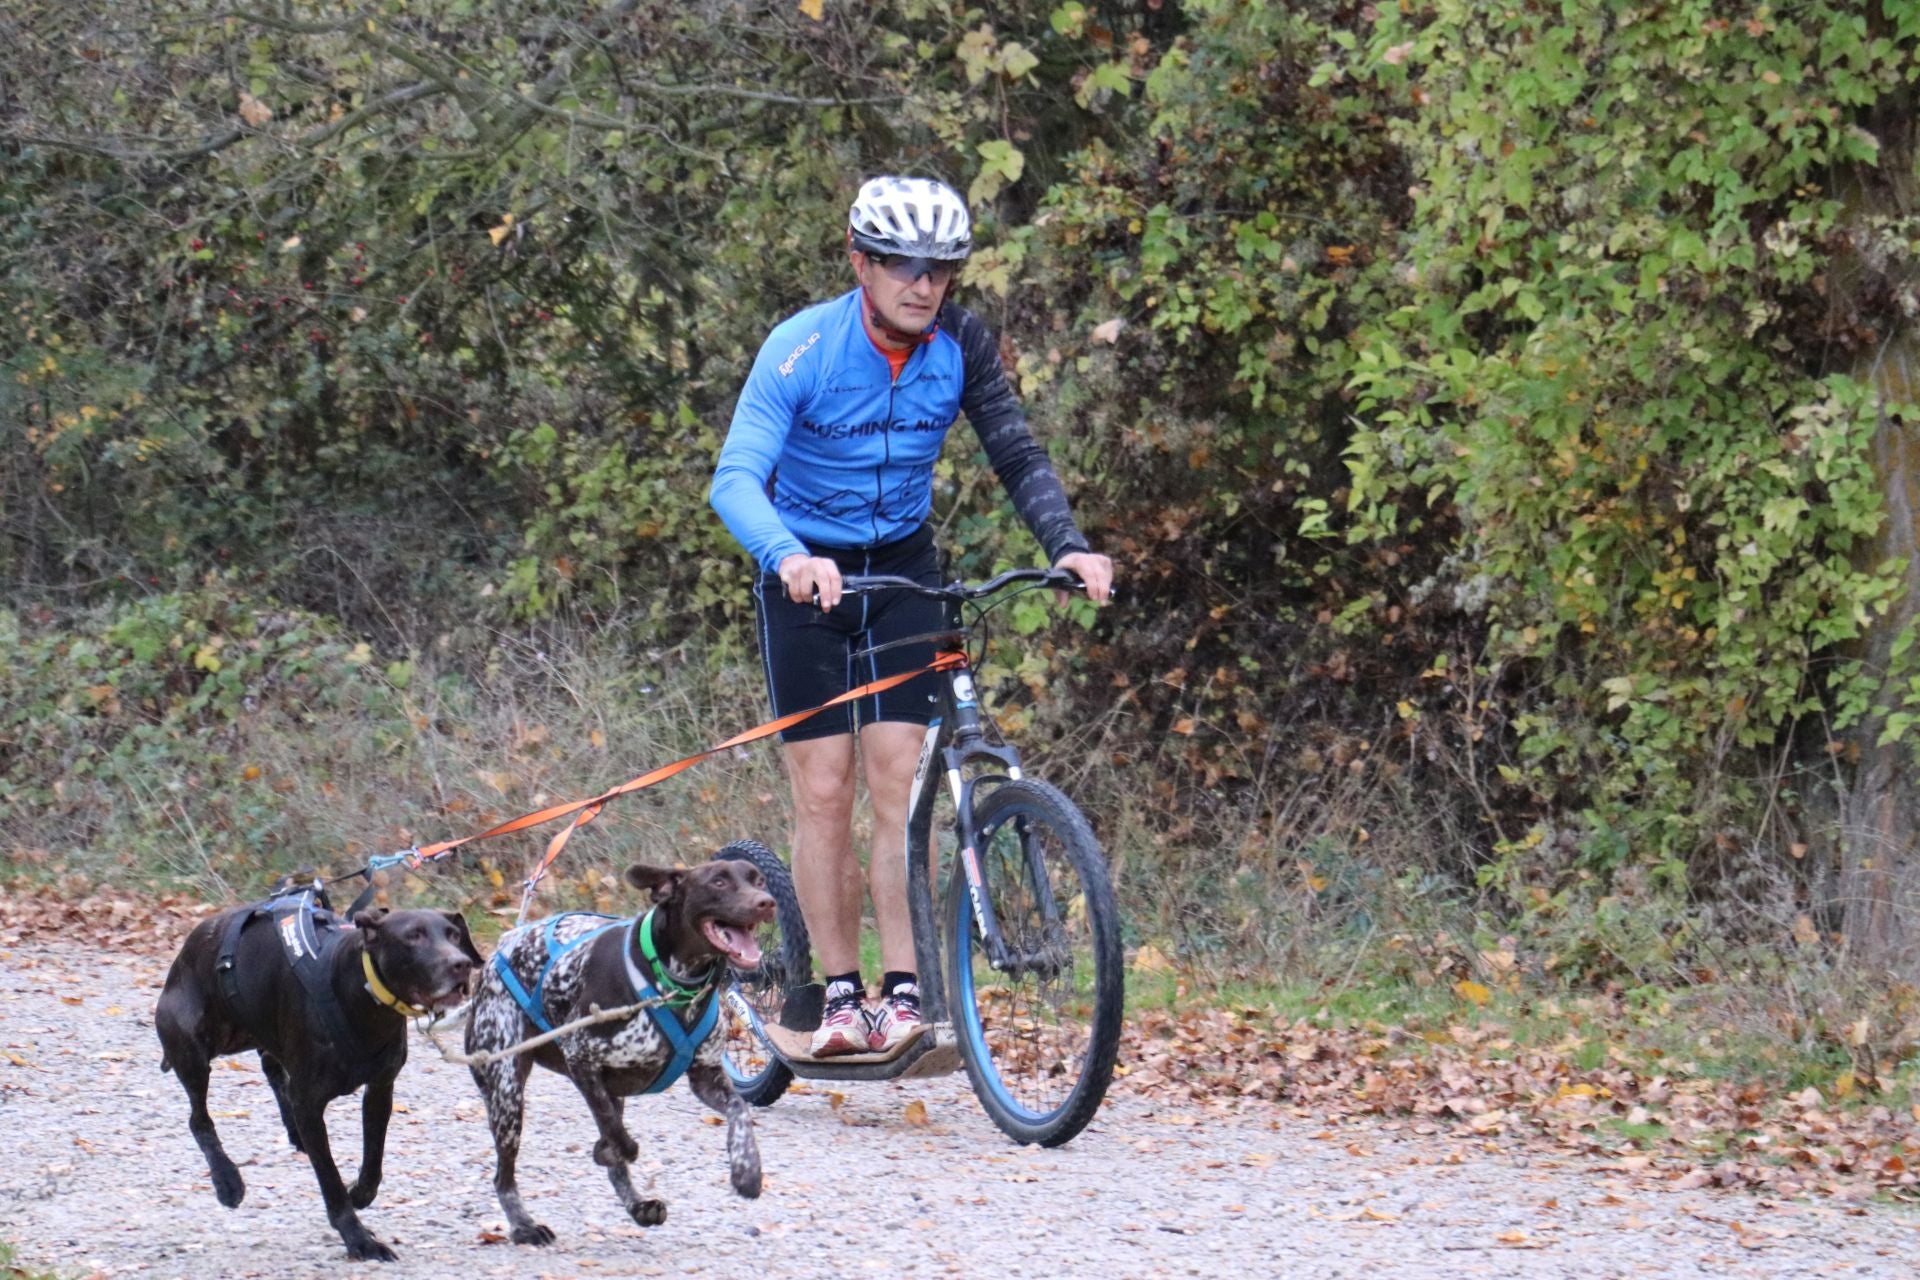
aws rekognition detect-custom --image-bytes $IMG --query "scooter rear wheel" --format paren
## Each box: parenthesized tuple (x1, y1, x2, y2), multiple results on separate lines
(716, 840, 810, 1106)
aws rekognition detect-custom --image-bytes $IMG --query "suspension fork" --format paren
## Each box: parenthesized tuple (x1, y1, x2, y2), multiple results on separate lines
(903, 662, 1029, 1028)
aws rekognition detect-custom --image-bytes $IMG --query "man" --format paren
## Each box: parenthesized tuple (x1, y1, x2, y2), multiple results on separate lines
(709, 175, 1112, 1057)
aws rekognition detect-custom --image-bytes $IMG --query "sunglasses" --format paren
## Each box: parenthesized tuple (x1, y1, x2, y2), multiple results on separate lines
(867, 254, 958, 286)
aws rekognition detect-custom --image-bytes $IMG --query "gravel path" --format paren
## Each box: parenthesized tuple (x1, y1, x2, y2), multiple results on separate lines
(3, 939, 1916, 1279)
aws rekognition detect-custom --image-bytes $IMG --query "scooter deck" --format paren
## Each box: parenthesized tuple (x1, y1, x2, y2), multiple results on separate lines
(764, 1020, 922, 1064)
(764, 1021, 964, 1080)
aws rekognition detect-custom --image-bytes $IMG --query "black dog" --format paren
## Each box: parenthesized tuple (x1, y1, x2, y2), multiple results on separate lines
(154, 890, 480, 1261)
(467, 858, 775, 1243)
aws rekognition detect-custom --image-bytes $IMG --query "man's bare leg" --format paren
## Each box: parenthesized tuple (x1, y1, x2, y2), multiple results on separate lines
(783, 734, 861, 977)
(860, 720, 934, 978)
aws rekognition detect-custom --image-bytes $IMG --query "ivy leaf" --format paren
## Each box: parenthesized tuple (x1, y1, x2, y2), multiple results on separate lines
(1000, 41, 1038, 81)
(969, 139, 1025, 204)
(956, 27, 998, 85)
(1075, 61, 1133, 109)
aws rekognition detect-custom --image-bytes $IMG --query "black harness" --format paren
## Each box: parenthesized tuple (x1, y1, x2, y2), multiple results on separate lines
(215, 884, 362, 1054)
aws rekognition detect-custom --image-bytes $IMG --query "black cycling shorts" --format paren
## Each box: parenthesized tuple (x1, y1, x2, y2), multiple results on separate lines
(751, 523, 949, 743)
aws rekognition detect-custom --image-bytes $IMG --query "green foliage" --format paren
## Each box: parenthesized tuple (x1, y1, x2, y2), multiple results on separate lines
(0, 582, 402, 867)
(1331, 0, 1920, 879)
(0, 0, 1104, 630)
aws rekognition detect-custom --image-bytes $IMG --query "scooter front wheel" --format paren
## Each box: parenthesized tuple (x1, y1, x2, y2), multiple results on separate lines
(945, 780, 1123, 1146)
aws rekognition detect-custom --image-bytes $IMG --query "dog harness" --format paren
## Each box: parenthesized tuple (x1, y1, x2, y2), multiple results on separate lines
(490, 909, 719, 1094)
(215, 885, 362, 1053)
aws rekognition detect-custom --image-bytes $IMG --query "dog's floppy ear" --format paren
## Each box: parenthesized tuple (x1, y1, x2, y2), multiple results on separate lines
(352, 908, 390, 931)
(623, 864, 684, 904)
(441, 911, 484, 966)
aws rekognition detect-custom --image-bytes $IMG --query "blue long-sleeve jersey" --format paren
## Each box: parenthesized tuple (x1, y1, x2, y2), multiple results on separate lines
(709, 289, 1090, 572)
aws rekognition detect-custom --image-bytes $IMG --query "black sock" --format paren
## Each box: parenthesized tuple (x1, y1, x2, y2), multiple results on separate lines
(825, 971, 864, 999)
(882, 970, 917, 996)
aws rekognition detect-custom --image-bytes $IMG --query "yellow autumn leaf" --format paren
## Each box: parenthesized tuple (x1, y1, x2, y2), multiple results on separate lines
(1454, 979, 1492, 1006)
(902, 1099, 929, 1127)
(798, 0, 824, 19)
(1131, 943, 1173, 973)
(488, 213, 515, 246)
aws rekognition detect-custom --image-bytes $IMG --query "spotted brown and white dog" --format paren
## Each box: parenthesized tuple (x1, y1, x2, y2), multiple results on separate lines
(466, 857, 776, 1244)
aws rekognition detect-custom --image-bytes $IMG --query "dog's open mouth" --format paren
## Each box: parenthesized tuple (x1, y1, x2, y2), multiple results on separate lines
(425, 983, 469, 1013)
(702, 919, 763, 969)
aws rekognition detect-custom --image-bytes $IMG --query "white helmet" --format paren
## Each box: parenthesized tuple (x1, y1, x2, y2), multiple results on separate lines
(848, 176, 972, 261)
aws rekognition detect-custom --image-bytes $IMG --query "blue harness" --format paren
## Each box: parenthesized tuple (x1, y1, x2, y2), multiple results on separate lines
(490, 910, 719, 1094)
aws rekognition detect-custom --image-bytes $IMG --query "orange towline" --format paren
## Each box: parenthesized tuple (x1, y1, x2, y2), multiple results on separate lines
(378, 651, 967, 915)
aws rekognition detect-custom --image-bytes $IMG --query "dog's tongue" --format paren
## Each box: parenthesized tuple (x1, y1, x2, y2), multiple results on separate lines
(702, 920, 763, 968)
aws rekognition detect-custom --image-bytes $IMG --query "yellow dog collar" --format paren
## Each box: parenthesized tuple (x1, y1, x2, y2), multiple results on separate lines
(362, 951, 429, 1017)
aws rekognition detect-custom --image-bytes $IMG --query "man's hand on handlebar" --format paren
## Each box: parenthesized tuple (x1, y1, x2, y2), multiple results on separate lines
(778, 553, 844, 610)
(1052, 551, 1114, 605)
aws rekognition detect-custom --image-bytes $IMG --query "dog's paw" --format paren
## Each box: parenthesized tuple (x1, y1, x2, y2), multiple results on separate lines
(593, 1133, 640, 1167)
(629, 1198, 667, 1228)
(343, 1234, 398, 1263)
(732, 1162, 763, 1199)
(349, 1178, 379, 1209)
(510, 1222, 555, 1246)
(211, 1166, 246, 1209)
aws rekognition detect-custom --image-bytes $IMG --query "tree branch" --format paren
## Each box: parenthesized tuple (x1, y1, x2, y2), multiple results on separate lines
(2, 80, 447, 166)
(2, 127, 246, 164)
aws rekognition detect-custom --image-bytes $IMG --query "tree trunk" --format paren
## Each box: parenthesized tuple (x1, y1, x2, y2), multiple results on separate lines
(1832, 94, 1918, 973)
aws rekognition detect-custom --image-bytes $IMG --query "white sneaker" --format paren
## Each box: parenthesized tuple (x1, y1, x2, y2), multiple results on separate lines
(868, 981, 923, 1052)
(809, 980, 872, 1057)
